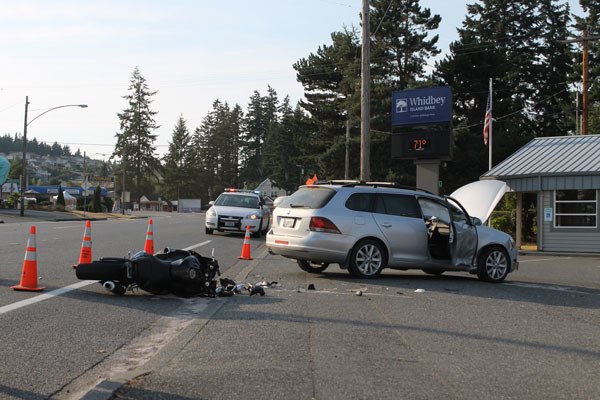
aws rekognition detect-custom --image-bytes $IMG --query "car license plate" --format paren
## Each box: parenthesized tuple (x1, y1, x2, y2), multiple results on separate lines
(282, 217, 295, 228)
(224, 221, 235, 227)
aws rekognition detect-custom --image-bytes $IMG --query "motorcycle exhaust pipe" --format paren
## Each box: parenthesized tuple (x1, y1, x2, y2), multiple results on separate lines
(103, 281, 116, 292)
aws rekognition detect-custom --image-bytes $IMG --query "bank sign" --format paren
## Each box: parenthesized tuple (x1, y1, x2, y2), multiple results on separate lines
(391, 86, 452, 126)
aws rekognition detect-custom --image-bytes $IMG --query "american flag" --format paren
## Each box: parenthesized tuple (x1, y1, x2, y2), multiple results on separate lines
(483, 89, 492, 145)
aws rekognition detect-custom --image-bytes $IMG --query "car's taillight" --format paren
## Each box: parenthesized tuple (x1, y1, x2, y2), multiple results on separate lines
(309, 217, 341, 234)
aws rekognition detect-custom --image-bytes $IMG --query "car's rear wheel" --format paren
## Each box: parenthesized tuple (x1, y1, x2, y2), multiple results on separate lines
(297, 260, 330, 273)
(477, 247, 510, 283)
(348, 239, 386, 278)
(422, 269, 444, 276)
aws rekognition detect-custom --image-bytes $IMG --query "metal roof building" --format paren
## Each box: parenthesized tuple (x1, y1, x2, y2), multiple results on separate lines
(482, 135, 600, 253)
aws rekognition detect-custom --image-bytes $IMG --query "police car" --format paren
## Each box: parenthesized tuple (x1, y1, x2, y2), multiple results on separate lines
(205, 189, 273, 237)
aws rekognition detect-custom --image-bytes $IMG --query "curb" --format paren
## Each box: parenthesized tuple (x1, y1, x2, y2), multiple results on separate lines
(519, 250, 600, 258)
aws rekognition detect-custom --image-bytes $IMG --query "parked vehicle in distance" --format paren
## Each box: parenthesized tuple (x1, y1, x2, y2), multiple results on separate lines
(266, 180, 518, 282)
(205, 189, 273, 237)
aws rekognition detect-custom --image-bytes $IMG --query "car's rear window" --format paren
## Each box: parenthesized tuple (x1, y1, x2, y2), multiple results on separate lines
(278, 187, 336, 209)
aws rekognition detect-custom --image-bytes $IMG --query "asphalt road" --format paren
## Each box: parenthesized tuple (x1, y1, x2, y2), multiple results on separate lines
(0, 211, 598, 400)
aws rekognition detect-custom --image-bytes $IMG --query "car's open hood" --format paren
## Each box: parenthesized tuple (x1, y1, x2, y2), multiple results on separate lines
(449, 180, 507, 223)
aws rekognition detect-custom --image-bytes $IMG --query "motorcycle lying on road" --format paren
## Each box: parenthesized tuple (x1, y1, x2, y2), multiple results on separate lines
(74, 248, 221, 298)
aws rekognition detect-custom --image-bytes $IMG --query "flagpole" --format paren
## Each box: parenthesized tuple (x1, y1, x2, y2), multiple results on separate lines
(488, 78, 493, 170)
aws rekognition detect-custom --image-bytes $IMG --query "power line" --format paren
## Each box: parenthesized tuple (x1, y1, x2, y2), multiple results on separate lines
(372, 0, 394, 36)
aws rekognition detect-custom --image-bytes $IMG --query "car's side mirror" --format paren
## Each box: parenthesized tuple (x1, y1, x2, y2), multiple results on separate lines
(208, 201, 214, 206)
(472, 217, 482, 226)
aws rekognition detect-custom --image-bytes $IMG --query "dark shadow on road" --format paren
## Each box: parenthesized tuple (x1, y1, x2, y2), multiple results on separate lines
(208, 290, 600, 360)
(114, 385, 203, 400)
(301, 270, 600, 310)
(0, 383, 46, 400)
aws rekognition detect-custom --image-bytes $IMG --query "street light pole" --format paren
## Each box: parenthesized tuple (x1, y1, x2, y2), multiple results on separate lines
(19, 97, 88, 216)
(20, 96, 29, 216)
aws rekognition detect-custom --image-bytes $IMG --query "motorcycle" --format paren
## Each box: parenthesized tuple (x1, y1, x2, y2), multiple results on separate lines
(75, 247, 221, 298)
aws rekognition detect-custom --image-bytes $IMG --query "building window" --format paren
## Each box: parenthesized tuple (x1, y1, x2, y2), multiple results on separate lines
(554, 190, 597, 228)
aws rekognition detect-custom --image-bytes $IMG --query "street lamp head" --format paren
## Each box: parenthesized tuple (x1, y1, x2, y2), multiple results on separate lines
(79, 104, 88, 108)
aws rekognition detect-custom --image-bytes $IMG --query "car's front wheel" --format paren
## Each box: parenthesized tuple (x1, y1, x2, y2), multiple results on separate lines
(477, 246, 510, 283)
(297, 260, 330, 273)
(205, 227, 213, 235)
(348, 239, 386, 278)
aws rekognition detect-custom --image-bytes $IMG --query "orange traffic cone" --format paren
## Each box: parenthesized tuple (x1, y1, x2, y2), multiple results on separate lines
(74, 220, 93, 267)
(12, 226, 45, 292)
(144, 218, 155, 254)
(238, 225, 253, 260)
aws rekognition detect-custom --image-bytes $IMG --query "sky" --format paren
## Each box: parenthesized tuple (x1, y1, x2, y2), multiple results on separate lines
(0, 0, 585, 161)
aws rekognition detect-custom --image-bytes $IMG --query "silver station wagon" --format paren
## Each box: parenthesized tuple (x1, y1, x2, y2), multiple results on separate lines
(266, 180, 518, 282)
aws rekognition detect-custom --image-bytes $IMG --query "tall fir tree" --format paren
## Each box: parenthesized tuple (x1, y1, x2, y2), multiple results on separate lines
(262, 96, 307, 191)
(239, 88, 279, 186)
(112, 67, 161, 201)
(189, 100, 243, 202)
(294, 1, 441, 181)
(435, 0, 574, 191)
(162, 115, 193, 201)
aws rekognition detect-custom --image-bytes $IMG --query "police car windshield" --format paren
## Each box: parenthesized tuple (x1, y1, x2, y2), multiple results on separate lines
(214, 194, 259, 209)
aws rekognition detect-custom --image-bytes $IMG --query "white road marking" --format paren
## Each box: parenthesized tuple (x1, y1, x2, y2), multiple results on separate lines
(183, 240, 212, 251)
(0, 241, 212, 316)
(54, 225, 81, 230)
(518, 257, 572, 263)
(0, 281, 95, 316)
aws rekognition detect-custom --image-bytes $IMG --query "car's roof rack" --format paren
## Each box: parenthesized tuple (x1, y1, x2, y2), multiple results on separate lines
(312, 180, 434, 194)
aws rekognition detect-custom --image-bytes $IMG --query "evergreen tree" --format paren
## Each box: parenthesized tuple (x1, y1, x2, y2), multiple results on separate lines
(262, 97, 306, 191)
(8, 158, 22, 180)
(112, 67, 161, 201)
(51, 142, 62, 156)
(435, 0, 574, 191)
(239, 88, 279, 186)
(293, 28, 361, 179)
(294, 1, 441, 181)
(574, 0, 600, 133)
(162, 115, 193, 200)
(533, 0, 573, 136)
(92, 185, 102, 212)
(370, 0, 441, 91)
(370, 0, 442, 183)
(57, 186, 65, 207)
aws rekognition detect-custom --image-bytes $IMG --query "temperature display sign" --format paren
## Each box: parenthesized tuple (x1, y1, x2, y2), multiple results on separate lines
(391, 130, 452, 159)
(411, 138, 431, 152)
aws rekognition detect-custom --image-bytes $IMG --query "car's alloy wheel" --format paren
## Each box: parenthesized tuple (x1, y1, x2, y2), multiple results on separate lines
(477, 247, 509, 282)
(297, 260, 330, 273)
(348, 239, 386, 278)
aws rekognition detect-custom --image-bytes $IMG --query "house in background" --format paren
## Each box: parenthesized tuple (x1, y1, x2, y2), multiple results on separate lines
(255, 178, 287, 198)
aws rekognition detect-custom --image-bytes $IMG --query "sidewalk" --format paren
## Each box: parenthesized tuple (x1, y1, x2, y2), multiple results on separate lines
(0, 208, 148, 223)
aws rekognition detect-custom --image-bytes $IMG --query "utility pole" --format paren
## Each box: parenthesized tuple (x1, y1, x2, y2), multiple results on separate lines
(83, 151, 87, 219)
(345, 118, 350, 180)
(582, 29, 589, 135)
(562, 29, 600, 135)
(360, 0, 370, 181)
(20, 96, 29, 216)
(576, 91, 580, 135)
(121, 158, 126, 215)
